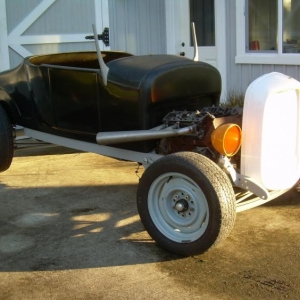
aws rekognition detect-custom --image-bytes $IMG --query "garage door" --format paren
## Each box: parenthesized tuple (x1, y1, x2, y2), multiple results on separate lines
(0, 0, 109, 71)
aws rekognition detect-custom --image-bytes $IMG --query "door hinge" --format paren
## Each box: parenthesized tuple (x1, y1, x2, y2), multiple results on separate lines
(85, 27, 109, 47)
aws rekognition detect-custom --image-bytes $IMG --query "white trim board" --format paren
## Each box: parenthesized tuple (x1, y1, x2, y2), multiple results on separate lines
(0, 0, 9, 71)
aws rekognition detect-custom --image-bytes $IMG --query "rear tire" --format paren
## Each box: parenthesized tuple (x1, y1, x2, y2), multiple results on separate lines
(0, 106, 14, 172)
(137, 152, 236, 256)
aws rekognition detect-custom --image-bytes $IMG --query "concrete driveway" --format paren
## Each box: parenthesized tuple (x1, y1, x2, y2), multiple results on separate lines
(0, 144, 299, 300)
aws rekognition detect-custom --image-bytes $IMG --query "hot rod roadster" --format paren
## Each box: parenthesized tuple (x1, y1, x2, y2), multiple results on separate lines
(0, 27, 300, 256)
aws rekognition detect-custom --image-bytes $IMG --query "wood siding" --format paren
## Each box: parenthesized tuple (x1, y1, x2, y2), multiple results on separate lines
(109, 0, 166, 55)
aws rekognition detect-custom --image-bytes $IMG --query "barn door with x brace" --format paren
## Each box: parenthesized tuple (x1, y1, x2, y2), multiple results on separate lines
(0, 0, 110, 71)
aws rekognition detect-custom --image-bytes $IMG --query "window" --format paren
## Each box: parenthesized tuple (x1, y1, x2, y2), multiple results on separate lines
(247, 0, 278, 52)
(189, 0, 215, 46)
(236, 0, 300, 64)
(282, 0, 300, 53)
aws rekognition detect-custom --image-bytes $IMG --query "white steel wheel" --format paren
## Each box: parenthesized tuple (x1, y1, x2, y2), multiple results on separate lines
(148, 172, 209, 243)
(137, 152, 236, 256)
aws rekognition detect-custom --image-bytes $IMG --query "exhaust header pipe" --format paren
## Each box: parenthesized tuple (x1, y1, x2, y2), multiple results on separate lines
(96, 125, 196, 145)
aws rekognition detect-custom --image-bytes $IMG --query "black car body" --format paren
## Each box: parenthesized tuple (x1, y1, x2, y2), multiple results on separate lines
(0, 51, 220, 152)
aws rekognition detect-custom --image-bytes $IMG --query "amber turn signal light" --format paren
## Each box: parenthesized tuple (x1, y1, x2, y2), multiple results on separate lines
(211, 123, 242, 156)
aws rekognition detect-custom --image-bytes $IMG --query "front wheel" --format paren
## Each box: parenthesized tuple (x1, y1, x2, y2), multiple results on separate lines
(137, 152, 236, 256)
(0, 105, 14, 172)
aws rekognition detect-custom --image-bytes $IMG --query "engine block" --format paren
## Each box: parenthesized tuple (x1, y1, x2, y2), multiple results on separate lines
(159, 106, 243, 159)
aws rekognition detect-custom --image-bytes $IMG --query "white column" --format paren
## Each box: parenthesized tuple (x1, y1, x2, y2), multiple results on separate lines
(164, 0, 183, 55)
(94, 0, 110, 51)
(0, 0, 10, 71)
(215, 0, 227, 100)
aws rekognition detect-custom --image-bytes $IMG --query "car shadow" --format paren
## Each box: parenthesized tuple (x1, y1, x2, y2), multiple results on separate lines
(0, 180, 298, 272)
(0, 183, 181, 272)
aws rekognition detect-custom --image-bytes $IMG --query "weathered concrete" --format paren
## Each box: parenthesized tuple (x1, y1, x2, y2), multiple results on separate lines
(0, 145, 299, 299)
